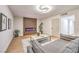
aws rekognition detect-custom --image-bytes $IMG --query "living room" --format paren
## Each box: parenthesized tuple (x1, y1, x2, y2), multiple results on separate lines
(0, 5, 79, 53)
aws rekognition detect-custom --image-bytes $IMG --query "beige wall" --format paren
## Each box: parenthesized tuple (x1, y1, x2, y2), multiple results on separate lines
(37, 19, 41, 32)
(40, 17, 52, 35)
(40, 15, 60, 36)
(52, 15, 60, 36)
(14, 17, 23, 36)
(0, 5, 14, 52)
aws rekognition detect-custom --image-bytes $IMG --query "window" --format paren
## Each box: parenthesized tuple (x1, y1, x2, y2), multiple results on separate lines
(60, 15, 75, 35)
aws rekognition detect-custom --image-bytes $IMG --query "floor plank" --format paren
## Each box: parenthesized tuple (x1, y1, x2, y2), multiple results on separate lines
(6, 35, 60, 53)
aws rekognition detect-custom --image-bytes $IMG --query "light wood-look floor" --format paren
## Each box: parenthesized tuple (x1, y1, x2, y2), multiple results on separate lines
(6, 35, 60, 53)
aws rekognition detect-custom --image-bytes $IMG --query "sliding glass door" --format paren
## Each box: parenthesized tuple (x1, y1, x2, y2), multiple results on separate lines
(60, 15, 75, 35)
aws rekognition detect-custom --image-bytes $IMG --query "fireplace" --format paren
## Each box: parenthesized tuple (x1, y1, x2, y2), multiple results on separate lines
(25, 27, 36, 32)
(23, 17, 37, 35)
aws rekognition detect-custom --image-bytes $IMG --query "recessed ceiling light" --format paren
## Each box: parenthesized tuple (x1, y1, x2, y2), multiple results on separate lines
(36, 5, 53, 13)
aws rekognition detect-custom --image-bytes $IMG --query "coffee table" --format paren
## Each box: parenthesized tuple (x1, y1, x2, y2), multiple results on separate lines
(31, 34, 51, 44)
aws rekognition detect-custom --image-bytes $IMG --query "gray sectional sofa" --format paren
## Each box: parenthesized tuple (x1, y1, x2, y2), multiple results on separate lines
(27, 35, 79, 53)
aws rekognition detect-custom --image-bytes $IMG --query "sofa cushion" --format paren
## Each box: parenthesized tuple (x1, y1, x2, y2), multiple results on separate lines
(60, 37, 71, 41)
(27, 46, 34, 53)
(42, 39, 69, 53)
(61, 38, 79, 53)
(30, 40, 45, 53)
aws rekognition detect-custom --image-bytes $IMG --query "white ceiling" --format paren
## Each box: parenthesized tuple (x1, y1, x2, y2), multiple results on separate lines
(8, 5, 79, 19)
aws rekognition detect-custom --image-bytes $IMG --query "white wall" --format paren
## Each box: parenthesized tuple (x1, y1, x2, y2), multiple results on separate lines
(14, 17, 23, 36)
(0, 5, 14, 52)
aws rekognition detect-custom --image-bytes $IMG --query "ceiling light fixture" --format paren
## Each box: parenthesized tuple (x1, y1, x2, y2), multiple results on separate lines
(36, 5, 53, 13)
